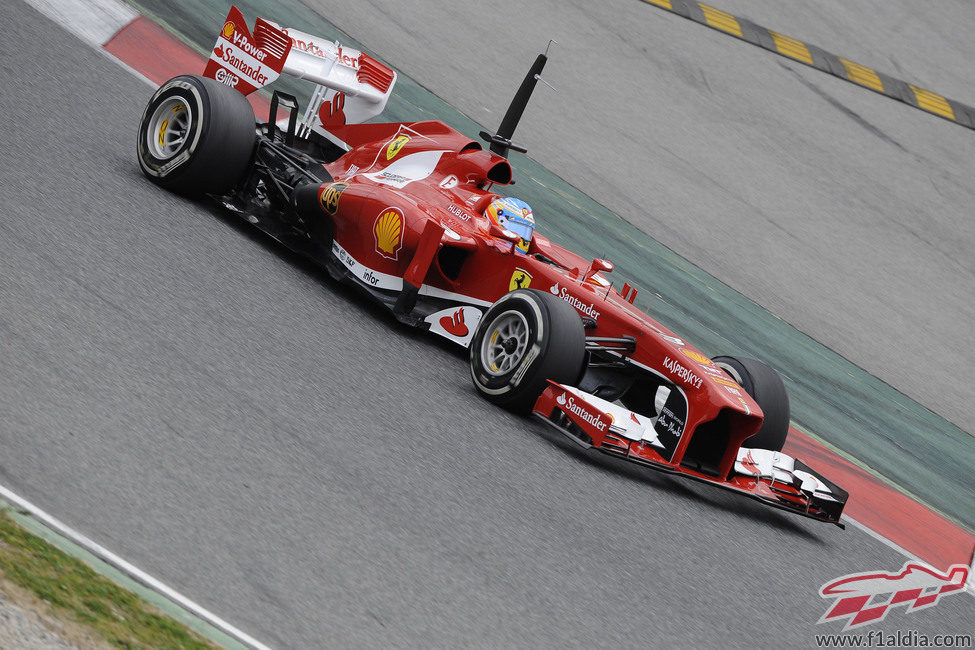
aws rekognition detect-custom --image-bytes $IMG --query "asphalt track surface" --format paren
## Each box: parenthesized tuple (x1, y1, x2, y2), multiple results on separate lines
(1, 3, 973, 648)
(302, 0, 975, 435)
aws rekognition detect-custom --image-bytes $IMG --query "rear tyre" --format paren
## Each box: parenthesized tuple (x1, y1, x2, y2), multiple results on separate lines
(470, 289, 586, 414)
(712, 355, 790, 451)
(137, 75, 256, 196)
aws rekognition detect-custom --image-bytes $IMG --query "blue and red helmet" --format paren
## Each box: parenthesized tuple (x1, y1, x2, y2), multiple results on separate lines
(485, 197, 534, 253)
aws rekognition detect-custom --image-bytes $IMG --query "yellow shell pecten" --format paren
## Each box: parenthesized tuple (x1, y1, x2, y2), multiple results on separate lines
(375, 209, 403, 258)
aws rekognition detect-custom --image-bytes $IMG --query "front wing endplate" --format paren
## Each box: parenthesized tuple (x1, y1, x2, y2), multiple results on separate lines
(532, 382, 848, 526)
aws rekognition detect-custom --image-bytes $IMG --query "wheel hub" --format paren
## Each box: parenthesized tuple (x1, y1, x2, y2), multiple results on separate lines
(480, 309, 530, 376)
(147, 97, 191, 159)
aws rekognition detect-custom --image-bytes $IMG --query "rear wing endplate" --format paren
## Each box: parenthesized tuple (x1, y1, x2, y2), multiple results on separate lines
(203, 6, 397, 146)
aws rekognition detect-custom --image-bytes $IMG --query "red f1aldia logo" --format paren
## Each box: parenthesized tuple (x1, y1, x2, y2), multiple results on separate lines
(818, 561, 969, 630)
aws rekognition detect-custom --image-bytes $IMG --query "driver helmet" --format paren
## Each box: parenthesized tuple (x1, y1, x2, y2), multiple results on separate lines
(485, 197, 534, 253)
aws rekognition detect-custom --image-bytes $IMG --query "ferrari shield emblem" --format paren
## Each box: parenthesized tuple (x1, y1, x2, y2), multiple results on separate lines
(509, 268, 532, 291)
(386, 134, 411, 160)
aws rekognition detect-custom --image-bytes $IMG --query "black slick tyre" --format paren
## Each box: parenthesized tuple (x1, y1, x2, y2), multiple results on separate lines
(712, 355, 790, 451)
(470, 289, 586, 414)
(137, 74, 256, 196)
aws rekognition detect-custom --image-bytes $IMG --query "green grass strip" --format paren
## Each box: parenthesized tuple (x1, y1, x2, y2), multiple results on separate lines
(0, 510, 218, 650)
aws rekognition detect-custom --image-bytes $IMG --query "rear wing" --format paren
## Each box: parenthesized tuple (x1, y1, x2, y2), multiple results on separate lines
(280, 27, 396, 139)
(203, 6, 397, 144)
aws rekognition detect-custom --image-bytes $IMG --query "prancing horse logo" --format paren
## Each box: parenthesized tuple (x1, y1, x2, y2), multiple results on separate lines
(509, 268, 532, 291)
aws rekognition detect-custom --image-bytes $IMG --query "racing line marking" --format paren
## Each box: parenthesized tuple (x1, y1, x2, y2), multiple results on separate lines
(638, 0, 975, 129)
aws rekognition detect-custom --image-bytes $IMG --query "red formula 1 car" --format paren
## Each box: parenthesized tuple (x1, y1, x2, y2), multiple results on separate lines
(137, 6, 847, 526)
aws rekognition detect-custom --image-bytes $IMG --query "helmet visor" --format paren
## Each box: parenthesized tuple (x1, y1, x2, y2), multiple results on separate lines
(505, 213, 534, 243)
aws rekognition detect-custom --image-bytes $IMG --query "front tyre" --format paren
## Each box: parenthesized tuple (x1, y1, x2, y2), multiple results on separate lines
(470, 289, 586, 414)
(137, 75, 256, 196)
(712, 355, 790, 451)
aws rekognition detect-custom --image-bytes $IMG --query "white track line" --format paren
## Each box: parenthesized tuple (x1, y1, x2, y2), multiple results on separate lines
(24, 0, 137, 47)
(843, 515, 926, 563)
(0, 484, 273, 650)
(844, 516, 975, 596)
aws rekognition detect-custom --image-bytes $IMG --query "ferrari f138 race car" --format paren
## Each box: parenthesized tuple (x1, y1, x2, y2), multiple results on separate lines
(137, 6, 848, 526)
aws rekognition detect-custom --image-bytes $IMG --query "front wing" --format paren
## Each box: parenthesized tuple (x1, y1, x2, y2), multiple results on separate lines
(532, 382, 848, 526)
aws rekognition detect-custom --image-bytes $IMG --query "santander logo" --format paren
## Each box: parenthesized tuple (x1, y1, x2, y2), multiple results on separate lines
(548, 283, 601, 321)
(335, 45, 359, 68)
(439, 308, 469, 337)
(290, 37, 327, 58)
(556, 392, 608, 432)
(213, 44, 270, 86)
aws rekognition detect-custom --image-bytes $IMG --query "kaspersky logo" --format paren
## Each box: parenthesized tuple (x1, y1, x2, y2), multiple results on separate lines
(818, 562, 969, 629)
(549, 283, 600, 321)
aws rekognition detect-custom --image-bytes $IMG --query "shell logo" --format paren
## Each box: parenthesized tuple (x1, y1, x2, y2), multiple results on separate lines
(222, 21, 235, 39)
(386, 134, 411, 160)
(374, 208, 404, 259)
(737, 396, 751, 415)
(680, 348, 712, 365)
(712, 375, 740, 389)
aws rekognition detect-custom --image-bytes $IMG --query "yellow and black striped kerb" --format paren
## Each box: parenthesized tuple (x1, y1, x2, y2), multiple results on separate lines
(640, 0, 975, 128)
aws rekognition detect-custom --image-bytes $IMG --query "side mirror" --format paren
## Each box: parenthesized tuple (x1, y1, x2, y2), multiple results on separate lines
(589, 257, 615, 275)
(589, 258, 614, 274)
